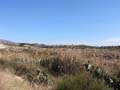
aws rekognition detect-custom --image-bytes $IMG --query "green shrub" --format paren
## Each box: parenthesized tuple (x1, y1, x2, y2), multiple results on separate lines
(40, 57, 82, 76)
(56, 72, 112, 90)
(49, 58, 64, 75)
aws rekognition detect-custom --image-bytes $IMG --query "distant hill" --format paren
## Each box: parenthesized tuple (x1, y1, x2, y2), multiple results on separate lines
(0, 39, 16, 45)
(17, 43, 46, 47)
(0, 39, 120, 49)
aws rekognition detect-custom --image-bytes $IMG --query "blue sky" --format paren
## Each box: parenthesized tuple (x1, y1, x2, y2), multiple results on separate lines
(0, 0, 120, 45)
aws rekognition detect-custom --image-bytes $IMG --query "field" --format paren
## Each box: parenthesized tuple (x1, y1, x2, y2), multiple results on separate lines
(0, 44, 120, 90)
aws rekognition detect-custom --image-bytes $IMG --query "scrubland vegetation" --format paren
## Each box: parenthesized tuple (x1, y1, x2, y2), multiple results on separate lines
(0, 45, 120, 90)
(56, 72, 112, 90)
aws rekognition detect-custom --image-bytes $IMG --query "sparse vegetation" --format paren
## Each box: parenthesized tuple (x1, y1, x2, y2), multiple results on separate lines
(0, 44, 119, 90)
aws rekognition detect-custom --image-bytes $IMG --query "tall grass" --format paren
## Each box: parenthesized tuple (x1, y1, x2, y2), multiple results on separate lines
(56, 72, 112, 90)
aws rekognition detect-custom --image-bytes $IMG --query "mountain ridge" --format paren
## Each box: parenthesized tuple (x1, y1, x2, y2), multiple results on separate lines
(0, 39, 16, 45)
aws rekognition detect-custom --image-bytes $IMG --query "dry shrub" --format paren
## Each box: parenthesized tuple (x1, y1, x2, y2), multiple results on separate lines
(111, 61, 120, 80)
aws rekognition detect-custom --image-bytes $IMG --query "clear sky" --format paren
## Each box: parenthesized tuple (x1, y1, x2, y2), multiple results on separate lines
(0, 0, 120, 46)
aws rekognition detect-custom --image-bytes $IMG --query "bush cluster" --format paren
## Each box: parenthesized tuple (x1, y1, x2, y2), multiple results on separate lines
(40, 57, 81, 76)
(56, 72, 112, 90)
(0, 59, 53, 85)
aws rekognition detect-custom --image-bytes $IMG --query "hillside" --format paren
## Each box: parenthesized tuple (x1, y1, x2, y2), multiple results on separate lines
(0, 40, 120, 90)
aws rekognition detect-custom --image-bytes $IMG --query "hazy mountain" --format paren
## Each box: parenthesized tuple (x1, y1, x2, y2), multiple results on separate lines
(0, 39, 16, 45)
